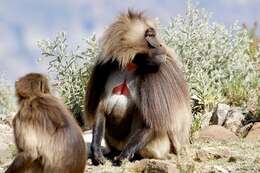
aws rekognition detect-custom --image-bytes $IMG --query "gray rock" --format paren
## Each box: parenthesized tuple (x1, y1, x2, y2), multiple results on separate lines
(201, 111, 213, 128)
(236, 122, 253, 138)
(210, 103, 230, 126)
(223, 107, 244, 133)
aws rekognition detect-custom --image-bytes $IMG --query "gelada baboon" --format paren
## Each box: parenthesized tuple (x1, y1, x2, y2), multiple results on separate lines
(5, 73, 86, 173)
(85, 10, 192, 166)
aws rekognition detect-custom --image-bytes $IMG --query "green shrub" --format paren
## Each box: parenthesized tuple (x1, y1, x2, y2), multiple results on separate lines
(37, 33, 98, 125)
(162, 1, 260, 112)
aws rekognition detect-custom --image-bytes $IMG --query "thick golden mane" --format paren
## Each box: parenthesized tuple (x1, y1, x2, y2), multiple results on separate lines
(98, 10, 157, 67)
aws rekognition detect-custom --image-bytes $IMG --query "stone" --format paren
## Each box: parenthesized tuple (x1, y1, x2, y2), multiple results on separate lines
(201, 111, 213, 128)
(210, 103, 230, 126)
(245, 122, 260, 142)
(236, 122, 253, 138)
(223, 107, 245, 133)
(144, 160, 179, 173)
(194, 147, 231, 162)
(194, 125, 239, 142)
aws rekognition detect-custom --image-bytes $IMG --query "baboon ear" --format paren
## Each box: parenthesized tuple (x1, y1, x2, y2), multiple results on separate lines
(40, 78, 50, 94)
(40, 80, 45, 93)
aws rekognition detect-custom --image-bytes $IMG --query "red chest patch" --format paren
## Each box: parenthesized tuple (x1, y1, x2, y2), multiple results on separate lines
(111, 63, 137, 96)
(112, 79, 130, 96)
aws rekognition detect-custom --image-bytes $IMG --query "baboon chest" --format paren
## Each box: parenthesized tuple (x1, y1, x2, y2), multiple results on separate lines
(103, 63, 138, 120)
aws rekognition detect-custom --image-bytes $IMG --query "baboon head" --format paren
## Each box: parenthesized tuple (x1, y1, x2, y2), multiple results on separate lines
(15, 73, 50, 101)
(99, 10, 166, 67)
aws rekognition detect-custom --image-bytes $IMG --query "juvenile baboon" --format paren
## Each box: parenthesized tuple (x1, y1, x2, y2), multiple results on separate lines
(5, 73, 86, 173)
(85, 10, 192, 166)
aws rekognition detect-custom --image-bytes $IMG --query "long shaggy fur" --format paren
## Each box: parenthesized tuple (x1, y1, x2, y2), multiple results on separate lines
(8, 73, 86, 173)
(85, 10, 191, 153)
(139, 57, 191, 145)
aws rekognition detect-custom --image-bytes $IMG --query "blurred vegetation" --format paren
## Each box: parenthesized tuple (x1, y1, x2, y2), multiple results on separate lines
(0, 75, 15, 114)
(38, 1, 260, 130)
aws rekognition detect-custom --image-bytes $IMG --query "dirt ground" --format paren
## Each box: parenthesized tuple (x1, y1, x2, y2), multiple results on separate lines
(85, 141, 260, 173)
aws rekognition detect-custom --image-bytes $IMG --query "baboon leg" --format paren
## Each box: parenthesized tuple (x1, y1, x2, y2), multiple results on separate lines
(113, 128, 153, 166)
(5, 152, 36, 173)
(139, 133, 171, 159)
(91, 109, 106, 165)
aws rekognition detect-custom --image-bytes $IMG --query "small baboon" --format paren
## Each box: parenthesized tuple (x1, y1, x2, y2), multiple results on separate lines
(5, 73, 86, 173)
(85, 10, 192, 166)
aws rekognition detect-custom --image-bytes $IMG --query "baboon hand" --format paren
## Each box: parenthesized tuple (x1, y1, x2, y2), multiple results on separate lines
(92, 152, 106, 166)
(112, 153, 133, 166)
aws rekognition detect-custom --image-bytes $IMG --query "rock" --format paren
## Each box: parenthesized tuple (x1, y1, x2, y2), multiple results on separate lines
(144, 160, 178, 173)
(194, 125, 239, 142)
(210, 103, 230, 126)
(194, 147, 231, 162)
(223, 107, 245, 133)
(236, 122, 253, 138)
(245, 122, 260, 142)
(201, 111, 213, 128)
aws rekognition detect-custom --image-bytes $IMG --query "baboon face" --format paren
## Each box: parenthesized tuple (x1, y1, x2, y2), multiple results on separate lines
(145, 28, 165, 54)
(15, 73, 50, 100)
(123, 20, 166, 55)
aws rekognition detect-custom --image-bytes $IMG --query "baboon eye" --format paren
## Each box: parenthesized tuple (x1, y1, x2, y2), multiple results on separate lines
(145, 28, 156, 37)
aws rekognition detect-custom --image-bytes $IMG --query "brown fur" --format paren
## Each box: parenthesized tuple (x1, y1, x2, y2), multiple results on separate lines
(98, 10, 157, 67)
(6, 73, 86, 173)
(85, 10, 191, 159)
(139, 57, 192, 146)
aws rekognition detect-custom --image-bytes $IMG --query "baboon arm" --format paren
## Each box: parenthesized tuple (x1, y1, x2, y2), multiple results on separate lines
(91, 108, 106, 165)
(85, 60, 119, 126)
(5, 152, 36, 173)
(113, 127, 153, 165)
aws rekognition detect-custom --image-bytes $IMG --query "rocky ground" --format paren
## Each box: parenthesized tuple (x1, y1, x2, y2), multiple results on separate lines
(83, 139, 260, 173)
(1, 108, 260, 173)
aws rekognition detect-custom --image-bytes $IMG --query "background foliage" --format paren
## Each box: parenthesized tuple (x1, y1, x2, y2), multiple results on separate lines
(38, 1, 260, 128)
(0, 75, 15, 114)
(161, 2, 260, 131)
(38, 33, 98, 124)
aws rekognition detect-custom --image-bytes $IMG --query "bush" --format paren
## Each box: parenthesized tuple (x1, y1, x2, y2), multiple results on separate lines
(162, 1, 260, 112)
(0, 75, 15, 114)
(37, 33, 98, 125)
(38, 1, 260, 128)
